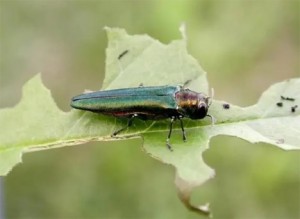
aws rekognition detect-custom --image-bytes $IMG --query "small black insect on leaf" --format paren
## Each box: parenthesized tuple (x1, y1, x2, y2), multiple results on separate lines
(276, 102, 283, 107)
(118, 50, 129, 60)
(291, 105, 298, 113)
(281, 95, 295, 101)
(222, 103, 230, 109)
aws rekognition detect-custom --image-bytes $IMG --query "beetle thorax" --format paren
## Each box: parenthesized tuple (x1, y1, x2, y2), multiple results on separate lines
(175, 89, 209, 119)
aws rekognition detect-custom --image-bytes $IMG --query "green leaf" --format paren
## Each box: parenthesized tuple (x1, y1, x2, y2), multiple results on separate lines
(0, 27, 299, 216)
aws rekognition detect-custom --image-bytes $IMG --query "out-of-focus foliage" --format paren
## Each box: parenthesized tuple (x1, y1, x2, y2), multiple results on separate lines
(0, 1, 299, 219)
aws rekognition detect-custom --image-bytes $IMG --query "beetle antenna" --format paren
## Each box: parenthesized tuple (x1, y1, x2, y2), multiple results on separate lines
(182, 79, 192, 88)
(208, 87, 214, 107)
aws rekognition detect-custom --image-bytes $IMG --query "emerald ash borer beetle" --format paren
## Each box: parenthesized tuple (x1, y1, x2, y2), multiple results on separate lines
(71, 85, 212, 150)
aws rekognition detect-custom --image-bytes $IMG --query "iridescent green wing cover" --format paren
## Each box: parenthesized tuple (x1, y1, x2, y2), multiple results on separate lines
(71, 86, 181, 119)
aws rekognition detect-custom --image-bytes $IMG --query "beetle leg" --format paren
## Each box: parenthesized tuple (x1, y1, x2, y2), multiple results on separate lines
(206, 114, 216, 125)
(166, 117, 175, 151)
(178, 117, 186, 142)
(112, 114, 137, 137)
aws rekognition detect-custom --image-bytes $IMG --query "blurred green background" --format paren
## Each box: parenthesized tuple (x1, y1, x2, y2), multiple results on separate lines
(0, 0, 299, 219)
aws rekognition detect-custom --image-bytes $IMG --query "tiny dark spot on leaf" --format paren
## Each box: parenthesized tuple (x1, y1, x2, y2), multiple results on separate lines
(118, 50, 129, 60)
(222, 103, 230, 109)
(281, 95, 295, 101)
(291, 105, 298, 113)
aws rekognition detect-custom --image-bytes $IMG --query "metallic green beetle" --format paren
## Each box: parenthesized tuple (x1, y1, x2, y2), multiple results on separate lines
(71, 85, 212, 150)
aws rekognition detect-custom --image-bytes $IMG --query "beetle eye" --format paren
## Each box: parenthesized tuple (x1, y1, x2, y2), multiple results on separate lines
(195, 103, 208, 119)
